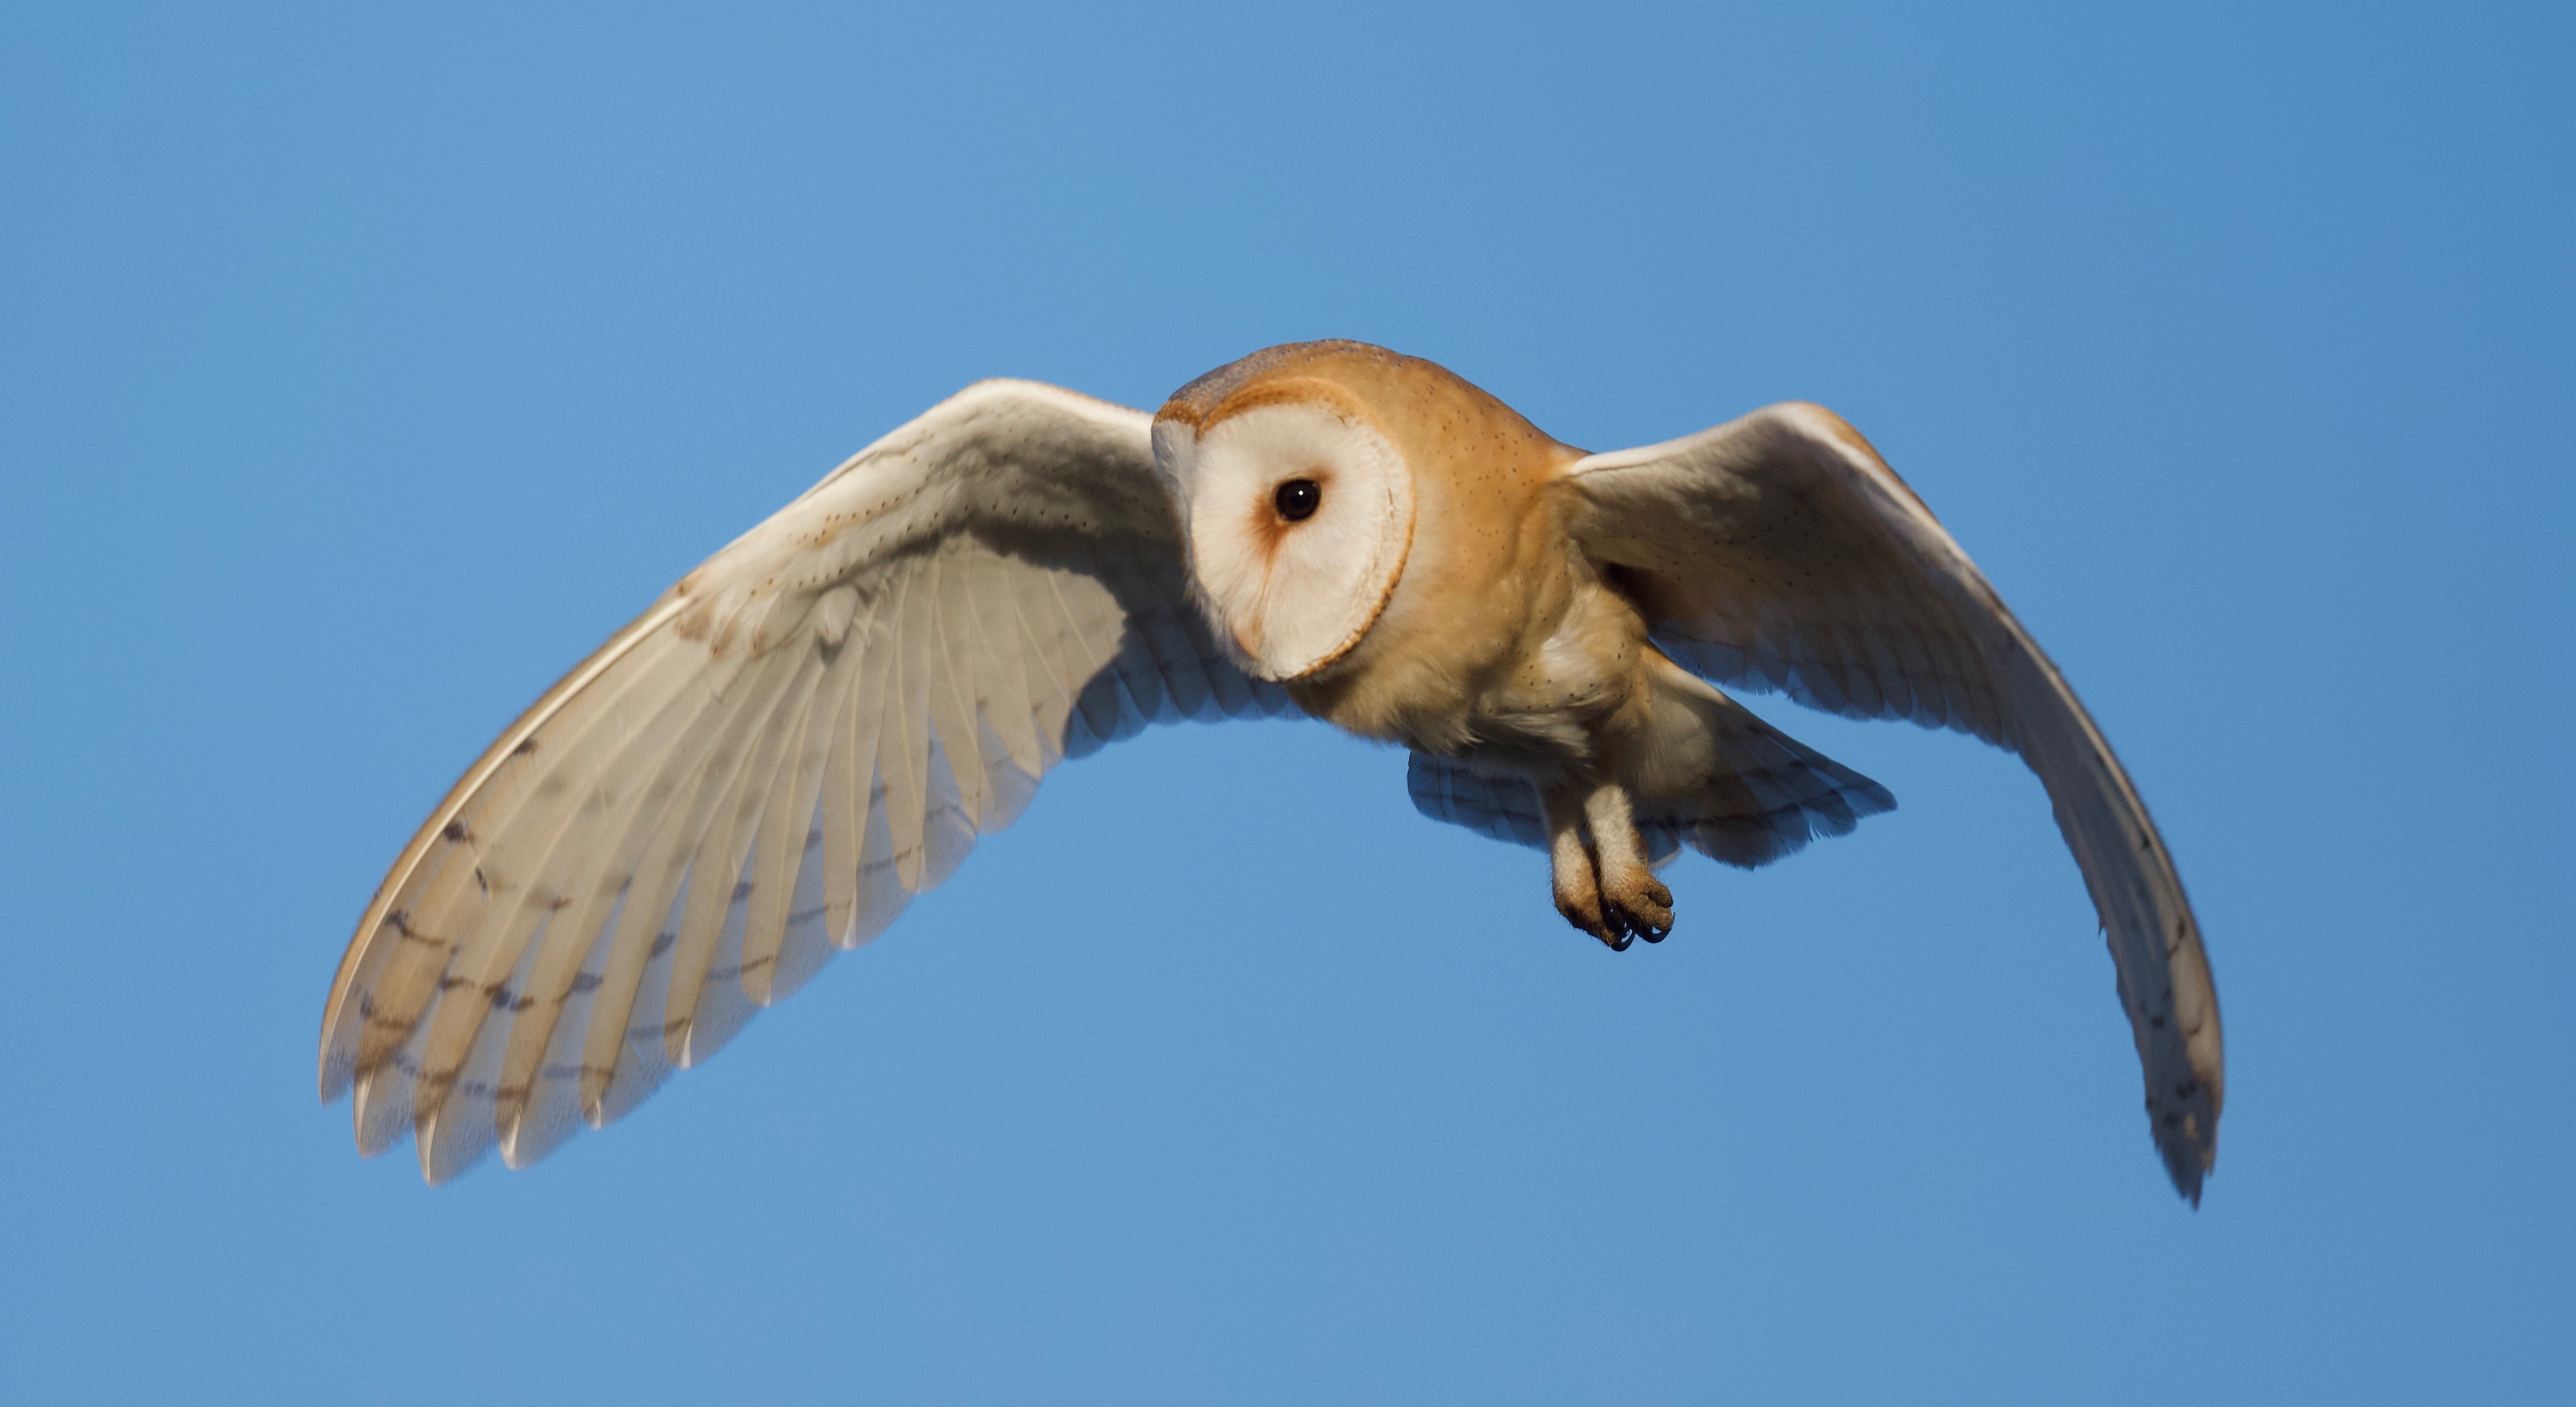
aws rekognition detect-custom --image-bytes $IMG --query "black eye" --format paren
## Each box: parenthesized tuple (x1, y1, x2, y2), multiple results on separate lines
(1274, 478, 1322, 522)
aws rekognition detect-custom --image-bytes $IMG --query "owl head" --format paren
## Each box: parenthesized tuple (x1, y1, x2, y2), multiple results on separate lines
(1150, 342, 1422, 682)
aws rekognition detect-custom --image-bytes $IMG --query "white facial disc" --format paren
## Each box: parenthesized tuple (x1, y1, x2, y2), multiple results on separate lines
(1169, 401, 1413, 680)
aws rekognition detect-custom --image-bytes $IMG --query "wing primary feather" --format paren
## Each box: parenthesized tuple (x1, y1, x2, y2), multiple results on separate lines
(487, 647, 759, 1157)
(347, 627, 717, 1144)
(963, 544, 1048, 776)
(501, 887, 623, 1169)
(846, 756, 913, 947)
(879, 557, 933, 893)
(921, 543, 994, 829)
(405, 632, 722, 1145)
(416, 923, 543, 1182)
(575, 642, 804, 1123)
(1008, 567, 1081, 765)
(915, 726, 977, 891)
(822, 599, 897, 946)
(660, 645, 828, 1064)
(321, 591, 698, 1100)
(766, 795, 839, 1002)
(679, 838, 763, 1068)
(741, 616, 867, 1006)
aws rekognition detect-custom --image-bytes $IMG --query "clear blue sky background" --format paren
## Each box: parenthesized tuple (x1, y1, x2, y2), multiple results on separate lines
(3, 2, 2569, 1402)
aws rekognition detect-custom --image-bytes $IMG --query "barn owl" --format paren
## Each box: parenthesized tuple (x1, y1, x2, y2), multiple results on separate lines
(319, 340, 2223, 1201)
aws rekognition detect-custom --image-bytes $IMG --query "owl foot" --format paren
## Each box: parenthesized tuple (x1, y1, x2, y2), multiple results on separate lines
(1551, 853, 1673, 951)
(1547, 781, 1673, 951)
(1535, 773, 1679, 948)
(1604, 868, 1675, 944)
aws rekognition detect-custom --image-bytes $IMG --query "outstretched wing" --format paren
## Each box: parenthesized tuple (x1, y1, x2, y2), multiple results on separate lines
(319, 380, 1291, 1183)
(1559, 402, 2222, 1202)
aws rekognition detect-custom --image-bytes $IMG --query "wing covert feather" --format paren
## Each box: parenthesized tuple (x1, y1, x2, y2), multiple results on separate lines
(1563, 402, 2223, 1201)
(321, 380, 1288, 1182)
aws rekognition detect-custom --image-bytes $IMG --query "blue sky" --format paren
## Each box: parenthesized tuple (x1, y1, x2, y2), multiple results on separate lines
(3, 2, 2569, 1401)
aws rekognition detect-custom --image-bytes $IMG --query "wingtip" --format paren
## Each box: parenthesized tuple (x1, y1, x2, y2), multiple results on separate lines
(2174, 1171, 2207, 1209)
(318, 1052, 351, 1105)
(415, 1115, 443, 1186)
(2161, 1135, 2216, 1207)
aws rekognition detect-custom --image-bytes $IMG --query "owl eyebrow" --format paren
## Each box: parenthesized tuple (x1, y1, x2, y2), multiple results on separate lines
(1197, 373, 1374, 431)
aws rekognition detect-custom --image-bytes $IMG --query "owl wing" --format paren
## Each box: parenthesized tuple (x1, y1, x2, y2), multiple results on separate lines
(318, 379, 1291, 1184)
(1559, 402, 2222, 1203)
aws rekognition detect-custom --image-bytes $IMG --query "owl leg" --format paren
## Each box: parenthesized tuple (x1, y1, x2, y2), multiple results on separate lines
(1543, 781, 1674, 951)
(1544, 799, 1617, 949)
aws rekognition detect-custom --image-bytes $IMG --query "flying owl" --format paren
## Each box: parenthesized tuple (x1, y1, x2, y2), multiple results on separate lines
(319, 340, 2223, 1200)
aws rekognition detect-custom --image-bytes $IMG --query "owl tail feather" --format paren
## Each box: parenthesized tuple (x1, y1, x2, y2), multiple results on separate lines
(1627, 650, 1896, 870)
(1401, 651, 1892, 872)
